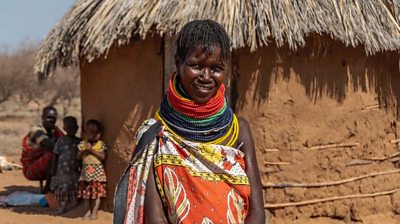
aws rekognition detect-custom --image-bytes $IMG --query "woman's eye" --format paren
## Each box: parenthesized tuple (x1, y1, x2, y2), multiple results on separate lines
(190, 64, 201, 70)
(212, 66, 224, 72)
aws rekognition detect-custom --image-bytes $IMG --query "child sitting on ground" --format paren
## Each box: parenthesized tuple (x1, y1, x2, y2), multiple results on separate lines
(77, 119, 107, 220)
(50, 116, 81, 214)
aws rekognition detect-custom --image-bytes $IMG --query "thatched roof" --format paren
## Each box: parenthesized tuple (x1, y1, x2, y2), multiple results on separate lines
(35, 0, 400, 78)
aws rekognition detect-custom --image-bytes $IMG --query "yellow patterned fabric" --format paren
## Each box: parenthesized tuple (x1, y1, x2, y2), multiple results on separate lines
(78, 140, 107, 164)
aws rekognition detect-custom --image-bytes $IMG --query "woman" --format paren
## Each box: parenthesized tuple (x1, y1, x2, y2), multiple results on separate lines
(114, 19, 265, 224)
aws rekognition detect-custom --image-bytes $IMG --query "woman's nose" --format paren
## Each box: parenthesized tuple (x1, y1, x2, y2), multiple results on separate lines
(200, 68, 211, 79)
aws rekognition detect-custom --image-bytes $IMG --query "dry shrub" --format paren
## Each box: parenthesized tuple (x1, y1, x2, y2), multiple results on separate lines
(0, 43, 80, 114)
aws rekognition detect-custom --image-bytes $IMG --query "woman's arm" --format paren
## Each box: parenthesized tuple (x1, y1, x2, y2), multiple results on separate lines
(238, 117, 266, 224)
(144, 163, 168, 223)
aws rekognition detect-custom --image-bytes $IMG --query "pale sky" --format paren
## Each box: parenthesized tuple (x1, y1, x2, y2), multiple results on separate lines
(0, 0, 75, 50)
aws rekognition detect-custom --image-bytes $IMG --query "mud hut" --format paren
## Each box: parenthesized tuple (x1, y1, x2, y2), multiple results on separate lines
(35, 0, 400, 222)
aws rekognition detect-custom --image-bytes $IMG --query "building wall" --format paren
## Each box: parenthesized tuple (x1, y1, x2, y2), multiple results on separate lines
(232, 36, 400, 223)
(80, 36, 163, 210)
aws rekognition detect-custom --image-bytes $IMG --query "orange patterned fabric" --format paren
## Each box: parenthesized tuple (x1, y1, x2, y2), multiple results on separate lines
(122, 119, 251, 224)
(154, 130, 251, 223)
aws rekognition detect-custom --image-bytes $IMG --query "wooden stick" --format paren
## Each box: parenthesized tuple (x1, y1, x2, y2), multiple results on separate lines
(361, 104, 381, 110)
(264, 168, 282, 173)
(390, 139, 400, 144)
(264, 161, 291, 165)
(264, 148, 280, 152)
(346, 159, 373, 167)
(263, 169, 400, 188)
(264, 189, 398, 208)
(364, 152, 400, 161)
(8, 162, 22, 169)
(307, 143, 359, 150)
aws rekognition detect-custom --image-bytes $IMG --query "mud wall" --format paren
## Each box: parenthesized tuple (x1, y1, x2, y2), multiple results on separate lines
(233, 36, 400, 223)
(80, 37, 163, 210)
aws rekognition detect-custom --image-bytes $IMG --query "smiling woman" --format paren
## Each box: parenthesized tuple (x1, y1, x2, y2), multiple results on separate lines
(114, 20, 265, 224)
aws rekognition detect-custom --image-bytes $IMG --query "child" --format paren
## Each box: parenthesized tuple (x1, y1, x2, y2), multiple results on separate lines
(77, 119, 107, 220)
(50, 116, 81, 214)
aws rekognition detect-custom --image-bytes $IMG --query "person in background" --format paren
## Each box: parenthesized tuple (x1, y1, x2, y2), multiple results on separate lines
(77, 119, 107, 220)
(50, 116, 81, 214)
(21, 106, 64, 193)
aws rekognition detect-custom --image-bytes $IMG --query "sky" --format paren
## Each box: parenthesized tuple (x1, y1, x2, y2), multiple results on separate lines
(0, 0, 75, 50)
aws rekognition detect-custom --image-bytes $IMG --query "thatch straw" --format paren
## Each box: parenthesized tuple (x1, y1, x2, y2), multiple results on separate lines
(35, 0, 400, 78)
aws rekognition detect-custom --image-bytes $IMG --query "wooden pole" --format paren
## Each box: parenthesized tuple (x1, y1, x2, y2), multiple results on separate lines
(307, 143, 359, 150)
(263, 169, 400, 188)
(264, 161, 291, 165)
(264, 148, 280, 152)
(265, 189, 398, 208)
(365, 152, 400, 161)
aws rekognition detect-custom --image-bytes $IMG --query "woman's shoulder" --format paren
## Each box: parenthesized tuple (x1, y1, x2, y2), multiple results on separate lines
(236, 116, 254, 151)
(237, 116, 251, 134)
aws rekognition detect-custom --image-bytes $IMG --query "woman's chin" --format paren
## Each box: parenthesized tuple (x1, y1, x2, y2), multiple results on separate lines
(192, 95, 212, 104)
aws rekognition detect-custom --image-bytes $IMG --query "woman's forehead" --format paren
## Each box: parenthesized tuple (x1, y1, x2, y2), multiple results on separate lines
(185, 45, 224, 62)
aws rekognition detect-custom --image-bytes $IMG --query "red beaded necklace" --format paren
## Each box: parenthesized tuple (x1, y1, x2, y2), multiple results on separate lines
(166, 74, 225, 119)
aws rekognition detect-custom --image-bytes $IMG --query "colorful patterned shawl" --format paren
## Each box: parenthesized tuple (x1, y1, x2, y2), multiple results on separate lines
(117, 119, 250, 224)
(21, 125, 64, 180)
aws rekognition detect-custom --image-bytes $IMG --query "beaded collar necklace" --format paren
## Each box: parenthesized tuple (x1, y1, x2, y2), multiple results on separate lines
(156, 74, 238, 146)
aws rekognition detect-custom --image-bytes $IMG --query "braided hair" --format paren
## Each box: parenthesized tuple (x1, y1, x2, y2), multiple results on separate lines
(175, 20, 231, 62)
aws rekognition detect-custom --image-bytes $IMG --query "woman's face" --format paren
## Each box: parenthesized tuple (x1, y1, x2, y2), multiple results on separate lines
(176, 45, 226, 104)
(42, 109, 57, 130)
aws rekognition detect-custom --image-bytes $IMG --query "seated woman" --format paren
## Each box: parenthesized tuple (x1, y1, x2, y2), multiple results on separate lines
(114, 20, 265, 224)
(21, 106, 64, 193)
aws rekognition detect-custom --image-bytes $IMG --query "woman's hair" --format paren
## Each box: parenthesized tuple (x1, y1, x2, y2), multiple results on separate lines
(175, 19, 231, 62)
(86, 119, 103, 134)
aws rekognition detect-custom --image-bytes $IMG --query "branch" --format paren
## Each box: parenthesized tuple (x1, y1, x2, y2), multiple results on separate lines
(265, 189, 398, 208)
(364, 152, 400, 161)
(361, 104, 382, 110)
(263, 169, 400, 188)
(307, 143, 359, 150)
(346, 159, 372, 166)
(264, 148, 280, 152)
(264, 161, 291, 165)
(390, 139, 400, 144)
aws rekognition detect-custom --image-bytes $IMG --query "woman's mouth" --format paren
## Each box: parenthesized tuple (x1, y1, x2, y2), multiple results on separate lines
(194, 83, 213, 90)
